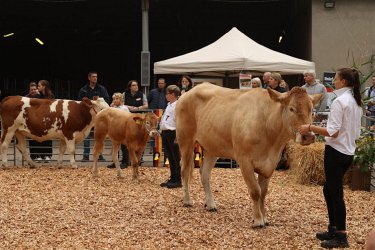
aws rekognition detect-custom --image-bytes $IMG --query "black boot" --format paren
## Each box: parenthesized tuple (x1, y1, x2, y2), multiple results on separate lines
(107, 163, 116, 168)
(316, 225, 337, 241)
(321, 232, 349, 249)
(120, 161, 128, 169)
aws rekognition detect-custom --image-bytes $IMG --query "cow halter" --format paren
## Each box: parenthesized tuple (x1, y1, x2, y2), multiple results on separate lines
(144, 121, 159, 136)
(91, 107, 97, 114)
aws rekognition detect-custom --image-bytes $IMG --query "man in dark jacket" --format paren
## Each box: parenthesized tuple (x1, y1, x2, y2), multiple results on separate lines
(147, 78, 168, 110)
(77, 71, 110, 162)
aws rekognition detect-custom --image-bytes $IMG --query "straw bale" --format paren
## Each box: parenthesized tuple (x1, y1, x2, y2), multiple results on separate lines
(286, 140, 325, 185)
(286, 141, 351, 186)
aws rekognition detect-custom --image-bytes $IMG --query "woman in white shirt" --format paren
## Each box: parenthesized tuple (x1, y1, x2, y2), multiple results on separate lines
(299, 68, 362, 249)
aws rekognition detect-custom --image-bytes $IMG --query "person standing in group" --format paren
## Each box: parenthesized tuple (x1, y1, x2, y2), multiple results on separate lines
(160, 85, 182, 189)
(123, 80, 148, 165)
(107, 92, 130, 169)
(268, 72, 287, 93)
(124, 80, 148, 111)
(268, 72, 288, 170)
(77, 71, 110, 162)
(147, 78, 168, 110)
(179, 75, 193, 95)
(26, 82, 42, 161)
(26, 82, 39, 97)
(366, 75, 375, 126)
(302, 70, 328, 112)
(298, 68, 362, 249)
(262, 72, 271, 88)
(147, 78, 168, 165)
(250, 77, 262, 88)
(36, 80, 54, 163)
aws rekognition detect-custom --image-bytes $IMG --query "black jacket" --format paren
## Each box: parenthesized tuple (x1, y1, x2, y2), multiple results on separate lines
(147, 88, 167, 109)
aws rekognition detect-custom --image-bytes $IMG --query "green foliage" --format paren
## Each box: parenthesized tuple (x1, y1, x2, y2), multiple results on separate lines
(353, 128, 375, 172)
(348, 54, 375, 106)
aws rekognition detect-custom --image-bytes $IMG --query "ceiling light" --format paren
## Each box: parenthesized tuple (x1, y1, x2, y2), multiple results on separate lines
(3, 33, 15, 38)
(35, 37, 44, 45)
(324, 1, 335, 9)
(278, 35, 283, 43)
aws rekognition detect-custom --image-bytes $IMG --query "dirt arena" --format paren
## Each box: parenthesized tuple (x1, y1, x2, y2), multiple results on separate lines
(0, 165, 374, 249)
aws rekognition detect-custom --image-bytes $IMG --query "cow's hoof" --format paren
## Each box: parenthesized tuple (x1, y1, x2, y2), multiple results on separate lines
(204, 204, 217, 212)
(207, 207, 217, 212)
(252, 224, 265, 229)
(183, 203, 193, 208)
(252, 220, 266, 228)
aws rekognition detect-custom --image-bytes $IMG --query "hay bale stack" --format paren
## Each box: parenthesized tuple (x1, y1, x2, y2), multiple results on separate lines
(286, 140, 325, 185)
(286, 140, 352, 186)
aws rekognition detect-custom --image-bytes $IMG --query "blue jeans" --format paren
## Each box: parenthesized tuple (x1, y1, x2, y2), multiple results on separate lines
(83, 133, 92, 156)
(369, 111, 375, 126)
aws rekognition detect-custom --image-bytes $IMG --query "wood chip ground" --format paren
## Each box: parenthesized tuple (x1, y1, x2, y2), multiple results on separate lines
(0, 165, 374, 249)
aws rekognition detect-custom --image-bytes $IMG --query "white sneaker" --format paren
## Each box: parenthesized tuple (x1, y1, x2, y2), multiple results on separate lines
(35, 157, 43, 163)
(44, 156, 51, 163)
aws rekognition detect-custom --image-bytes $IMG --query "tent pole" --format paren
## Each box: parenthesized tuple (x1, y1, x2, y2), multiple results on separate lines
(225, 72, 229, 88)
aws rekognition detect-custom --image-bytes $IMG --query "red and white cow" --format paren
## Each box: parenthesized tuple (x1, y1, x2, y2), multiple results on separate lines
(0, 96, 109, 168)
(176, 83, 322, 227)
(92, 108, 159, 179)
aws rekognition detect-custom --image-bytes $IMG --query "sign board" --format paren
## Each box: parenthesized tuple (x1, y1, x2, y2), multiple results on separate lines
(323, 72, 335, 87)
(239, 71, 252, 89)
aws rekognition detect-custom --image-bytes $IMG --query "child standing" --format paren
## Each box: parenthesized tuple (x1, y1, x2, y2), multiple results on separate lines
(160, 85, 181, 188)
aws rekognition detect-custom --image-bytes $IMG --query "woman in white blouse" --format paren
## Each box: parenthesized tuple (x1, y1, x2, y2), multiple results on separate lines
(299, 68, 363, 249)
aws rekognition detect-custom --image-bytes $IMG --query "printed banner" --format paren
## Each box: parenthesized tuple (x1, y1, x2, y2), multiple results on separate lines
(239, 71, 252, 89)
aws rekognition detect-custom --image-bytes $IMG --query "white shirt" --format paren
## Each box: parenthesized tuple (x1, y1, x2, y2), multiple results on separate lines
(113, 104, 130, 112)
(160, 100, 177, 130)
(325, 87, 362, 155)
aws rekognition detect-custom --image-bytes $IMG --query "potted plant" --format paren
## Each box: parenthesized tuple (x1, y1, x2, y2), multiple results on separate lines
(350, 129, 375, 191)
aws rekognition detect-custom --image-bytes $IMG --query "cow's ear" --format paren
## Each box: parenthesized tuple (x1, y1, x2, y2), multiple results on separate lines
(267, 88, 289, 105)
(133, 116, 144, 125)
(310, 93, 323, 106)
(82, 97, 93, 108)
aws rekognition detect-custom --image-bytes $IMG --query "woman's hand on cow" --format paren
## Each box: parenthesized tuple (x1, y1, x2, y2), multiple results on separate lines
(298, 124, 311, 135)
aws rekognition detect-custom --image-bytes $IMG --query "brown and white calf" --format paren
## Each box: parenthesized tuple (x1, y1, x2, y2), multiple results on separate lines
(0, 96, 109, 168)
(92, 108, 159, 179)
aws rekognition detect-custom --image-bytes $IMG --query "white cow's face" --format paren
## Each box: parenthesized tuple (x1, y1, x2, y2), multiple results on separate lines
(92, 97, 110, 111)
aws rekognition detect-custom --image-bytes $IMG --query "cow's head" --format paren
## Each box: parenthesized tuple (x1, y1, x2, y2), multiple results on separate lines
(81, 97, 109, 114)
(133, 112, 160, 137)
(267, 87, 322, 145)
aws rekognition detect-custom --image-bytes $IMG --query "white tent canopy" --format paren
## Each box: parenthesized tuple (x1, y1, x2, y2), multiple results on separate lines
(154, 27, 315, 75)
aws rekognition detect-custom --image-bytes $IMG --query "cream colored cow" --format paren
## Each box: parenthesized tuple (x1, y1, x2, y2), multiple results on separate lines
(176, 82, 321, 227)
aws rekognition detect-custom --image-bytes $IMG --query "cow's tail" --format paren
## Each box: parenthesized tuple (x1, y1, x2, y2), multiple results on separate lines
(179, 141, 195, 184)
